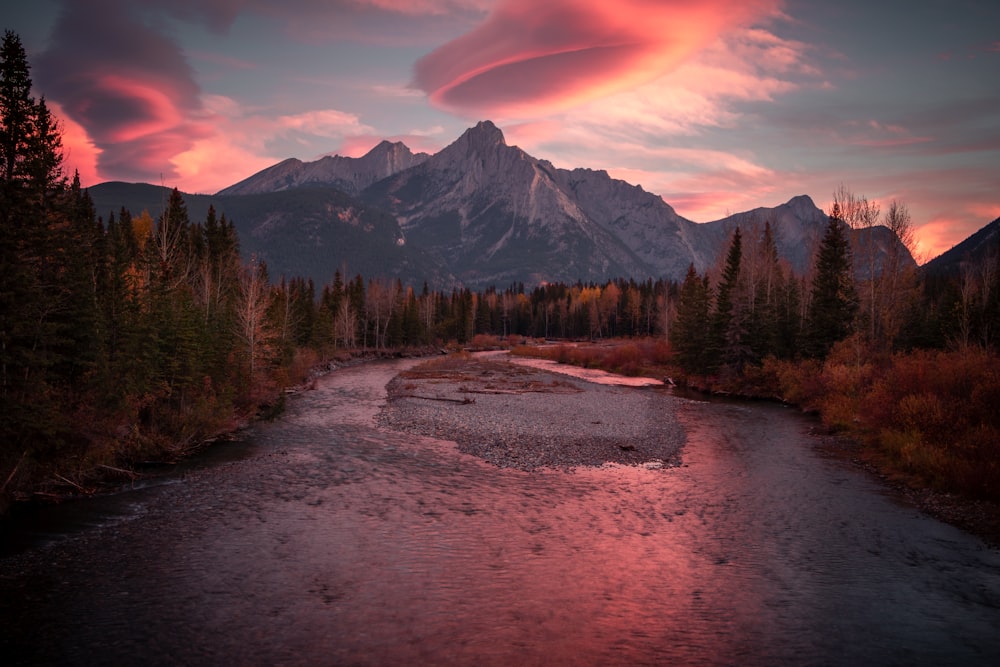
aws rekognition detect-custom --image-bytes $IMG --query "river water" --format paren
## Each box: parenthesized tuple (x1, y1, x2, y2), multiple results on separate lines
(1, 357, 999, 666)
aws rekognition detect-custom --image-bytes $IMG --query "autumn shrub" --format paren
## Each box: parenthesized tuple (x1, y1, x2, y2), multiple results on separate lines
(603, 343, 642, 375)
(505, 334, 529, 347)
(414, 350, 472, 372)
(286, 347, 320, 386)
(509, 344, 544, 359)
(470, 334, 502, 350)
(553, 344, 591, 366)
(860, 348, 1000, 499)
(638, 339, 674, 366)
(762, 357, 825, 410)
(818, 351, 876, 431)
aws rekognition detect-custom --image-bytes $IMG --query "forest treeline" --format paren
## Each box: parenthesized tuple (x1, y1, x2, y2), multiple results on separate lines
(2, 30, 998, 508)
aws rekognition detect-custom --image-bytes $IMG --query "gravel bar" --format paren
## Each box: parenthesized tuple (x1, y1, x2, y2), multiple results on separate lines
(376, 356, 686, 471)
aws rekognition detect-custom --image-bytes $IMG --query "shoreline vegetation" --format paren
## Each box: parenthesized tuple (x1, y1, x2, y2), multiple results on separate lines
(507, 338, 1000, 547)
(5, 339, 997, 550)
(2, 30, 998, 547)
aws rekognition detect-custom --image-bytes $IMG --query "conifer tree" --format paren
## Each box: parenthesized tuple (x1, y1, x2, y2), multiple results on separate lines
(713, 228, 751, 372)
(805, 206, 858, 357)
(672, 264, 712, 375)
(0, 30, 33, 190)
(0, 31, 75, 452)
(746, 221, 785, 361)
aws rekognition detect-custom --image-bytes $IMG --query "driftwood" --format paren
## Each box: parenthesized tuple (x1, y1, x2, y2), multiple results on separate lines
(1, 450, 27, 493)
(97, 464, 142, 480)
(53, 473, 91, 493)
(401, 394, 476, 405)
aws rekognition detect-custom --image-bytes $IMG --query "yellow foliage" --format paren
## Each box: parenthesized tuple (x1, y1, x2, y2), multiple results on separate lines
(131, 210, 154, 251)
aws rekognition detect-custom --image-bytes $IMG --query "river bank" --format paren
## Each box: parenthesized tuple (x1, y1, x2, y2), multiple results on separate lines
(0, 347, 441, 518)
(382, 352, 1000, 549)
(3, 354, 999, 665)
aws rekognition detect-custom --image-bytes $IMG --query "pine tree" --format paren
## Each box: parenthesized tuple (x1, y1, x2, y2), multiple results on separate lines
(747, 221, 785, 361)
(805, 207, 858, 358)
(0, 31, 76, 454)
(713, 228, 751, 372)
(672, 264, 712, 375)
(0, 30, 33, 190)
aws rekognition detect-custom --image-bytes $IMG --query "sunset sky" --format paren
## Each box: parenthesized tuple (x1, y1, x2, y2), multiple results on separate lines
(6, 0, 998, 261)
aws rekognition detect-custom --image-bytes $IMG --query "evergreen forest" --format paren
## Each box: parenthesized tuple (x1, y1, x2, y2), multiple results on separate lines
(2, 31, 998, 510)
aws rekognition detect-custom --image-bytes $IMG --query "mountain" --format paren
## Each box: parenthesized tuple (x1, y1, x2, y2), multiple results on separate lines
(702, 195, 917, 279)
(921, 216, 1000, 278)
(362, 121, 666, 287)
(218, 140, 430, 197)
(89, 182, 452, 287)
(89, 121, 919, 290)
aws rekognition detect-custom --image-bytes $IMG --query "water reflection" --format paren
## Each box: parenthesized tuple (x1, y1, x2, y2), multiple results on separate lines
(1, 358, 999, 666)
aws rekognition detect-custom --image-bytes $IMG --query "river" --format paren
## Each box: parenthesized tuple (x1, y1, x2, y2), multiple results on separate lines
(1, 357, 999, 666)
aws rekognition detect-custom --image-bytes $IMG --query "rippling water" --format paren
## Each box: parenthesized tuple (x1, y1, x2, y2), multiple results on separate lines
(2, 358, 999, 666)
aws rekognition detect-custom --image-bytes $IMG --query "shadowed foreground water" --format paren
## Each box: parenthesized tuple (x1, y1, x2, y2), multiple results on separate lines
(1, 358, 999, 666)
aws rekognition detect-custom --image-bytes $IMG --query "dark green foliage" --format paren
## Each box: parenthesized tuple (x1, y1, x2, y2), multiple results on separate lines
(805, 209, 858, 358)
(1, 30, 77, 454)
(672, 265, 713, 375)
(712, 228, 752, 372)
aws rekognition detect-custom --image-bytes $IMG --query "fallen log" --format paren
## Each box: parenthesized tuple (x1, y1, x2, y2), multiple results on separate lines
(401, 394, 476, 405)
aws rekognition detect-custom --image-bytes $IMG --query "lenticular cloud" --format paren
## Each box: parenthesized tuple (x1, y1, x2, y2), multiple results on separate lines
(414, 0, 780, 117)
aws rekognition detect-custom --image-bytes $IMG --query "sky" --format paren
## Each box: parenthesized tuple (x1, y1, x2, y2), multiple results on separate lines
(4, 0, 998, 261)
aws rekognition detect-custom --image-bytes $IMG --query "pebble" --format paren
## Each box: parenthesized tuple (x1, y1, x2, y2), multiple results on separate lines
(375, 358, 686, 471)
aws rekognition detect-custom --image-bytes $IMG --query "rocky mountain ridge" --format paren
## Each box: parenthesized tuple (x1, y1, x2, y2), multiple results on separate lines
(90, 121, 919, 289)
(218, 140, 430, 197)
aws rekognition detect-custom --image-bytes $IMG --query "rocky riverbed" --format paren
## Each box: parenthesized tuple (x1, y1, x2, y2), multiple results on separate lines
(376, 354, 686, 471)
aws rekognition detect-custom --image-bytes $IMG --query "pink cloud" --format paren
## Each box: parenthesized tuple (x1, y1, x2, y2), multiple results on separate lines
(36, 0, 207, 183)
(164, 96, 388, 193)
(51, 102, 100, 186)
(415, 0, 782, 118)
(277, 110, 375, 138)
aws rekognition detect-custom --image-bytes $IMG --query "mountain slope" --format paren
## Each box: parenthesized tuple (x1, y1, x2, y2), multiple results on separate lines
(922, 216, 1000, 278)
(362, 121, 654, 287)
(90, 121, 926, 290)
(89, 182, 452, 287)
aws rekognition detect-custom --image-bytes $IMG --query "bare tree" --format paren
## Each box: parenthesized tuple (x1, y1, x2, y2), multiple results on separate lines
(879, 200, 919, 350)
(333, 298, 357, 349)
(833, 186, 888, 348)
(234, 256, 273, 382)
(858, 196, 881, 345)
(365, 278, 398, 350)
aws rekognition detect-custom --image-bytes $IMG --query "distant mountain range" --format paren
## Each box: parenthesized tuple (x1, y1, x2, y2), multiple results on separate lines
(88, 120, 945, 290)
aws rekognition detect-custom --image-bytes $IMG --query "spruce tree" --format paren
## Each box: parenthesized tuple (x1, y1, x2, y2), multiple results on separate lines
(747, 222, 783, 361)
(672, 264, 712, 375)
(713, 228, 751, 372)
(0, 30, 33, 190)
(805, 207, 858, 357)
(0, 31, 76, 453)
